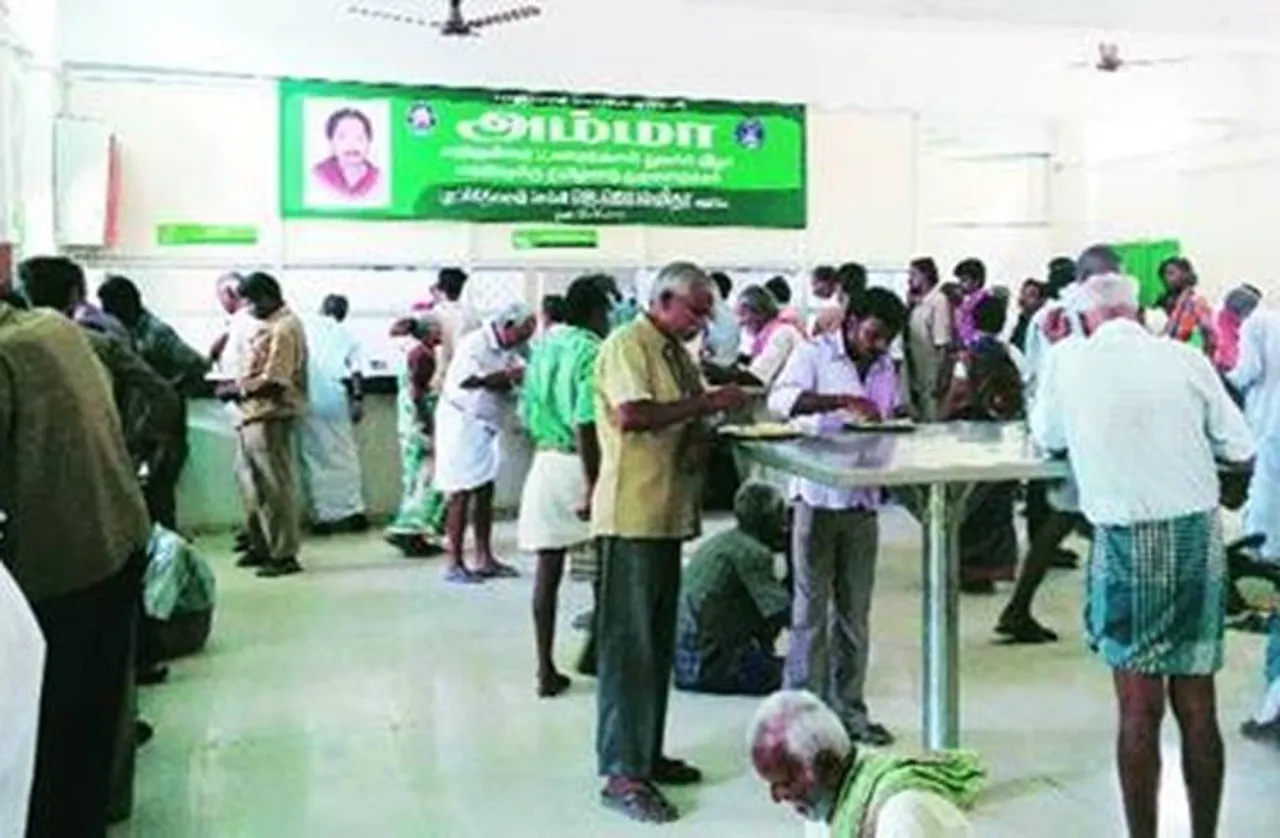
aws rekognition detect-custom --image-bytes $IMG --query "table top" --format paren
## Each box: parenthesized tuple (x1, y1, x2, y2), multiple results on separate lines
(734, 421, 1071, 488)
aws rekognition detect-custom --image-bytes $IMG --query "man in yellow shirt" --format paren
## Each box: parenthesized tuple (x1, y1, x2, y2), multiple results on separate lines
(216, 273, 309, 579)
(591, 262, 751, 824)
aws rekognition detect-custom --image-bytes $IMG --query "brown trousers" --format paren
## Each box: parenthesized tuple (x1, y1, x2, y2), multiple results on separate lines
(235, 418, 301, 560)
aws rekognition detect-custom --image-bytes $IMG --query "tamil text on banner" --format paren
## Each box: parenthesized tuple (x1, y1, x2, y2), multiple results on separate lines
(279, 79, 806, 229)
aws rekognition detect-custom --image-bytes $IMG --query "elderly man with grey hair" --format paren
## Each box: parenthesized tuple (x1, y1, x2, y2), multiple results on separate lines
(434, 301, 537, 583)
(591, 261, 752, 823)
(674, 482, 790, 697)
(747, 690, 982, 836)
(1031, 270, 1253, 838)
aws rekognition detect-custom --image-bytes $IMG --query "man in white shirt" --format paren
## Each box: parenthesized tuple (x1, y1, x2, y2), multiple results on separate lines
(1031, 272, 1253, 838)
(905, 257, 953, 421)
(299, 294, 368, 534)
(768, 288, 908, 747)
(702, 271, 742, 368)
(0, 560, 44, 838)
(427, 267, 481, 393)
(1226, 307, 1280, 563)
(435, 303, 536, 584)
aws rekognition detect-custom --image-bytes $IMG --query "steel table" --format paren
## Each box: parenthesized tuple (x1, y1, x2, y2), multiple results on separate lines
(735, 421, 1069, 750)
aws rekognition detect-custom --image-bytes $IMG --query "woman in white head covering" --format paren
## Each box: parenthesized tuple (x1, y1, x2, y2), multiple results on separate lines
(434, 302, 537, 583)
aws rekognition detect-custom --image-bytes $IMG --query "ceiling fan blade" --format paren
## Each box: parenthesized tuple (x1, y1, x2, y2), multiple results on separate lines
(465, 5, 543, 30)
(1125, 57, 1191, 67)
(347, 4, 432, 26)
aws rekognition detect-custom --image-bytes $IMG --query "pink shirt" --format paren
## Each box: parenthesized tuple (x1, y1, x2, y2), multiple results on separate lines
(312, 156, 381, 199)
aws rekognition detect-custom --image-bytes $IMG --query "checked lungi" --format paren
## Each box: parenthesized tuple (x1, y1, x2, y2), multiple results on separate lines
(1086, 510, 1226, 676)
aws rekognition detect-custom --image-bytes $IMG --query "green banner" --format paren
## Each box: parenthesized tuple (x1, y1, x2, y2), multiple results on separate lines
(279, 79, 806, 228)
(156, 224, 259, 246)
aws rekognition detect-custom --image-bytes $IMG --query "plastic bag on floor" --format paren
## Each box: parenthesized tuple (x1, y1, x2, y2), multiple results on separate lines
(144, 524, 216, 621)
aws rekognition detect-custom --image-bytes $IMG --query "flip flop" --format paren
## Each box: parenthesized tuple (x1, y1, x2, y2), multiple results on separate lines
(600, 781, 677, 824)
(443, 565, 485, 585)
(995, 615, 1060, 644)
(476, 561, 520, 579)
(653, 757, 703, 786)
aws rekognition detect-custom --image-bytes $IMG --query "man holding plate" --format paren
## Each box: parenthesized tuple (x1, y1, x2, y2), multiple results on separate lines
(768, 287, 908, 747)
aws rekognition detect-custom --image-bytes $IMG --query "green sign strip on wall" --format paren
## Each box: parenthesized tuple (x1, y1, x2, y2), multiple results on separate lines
(1112, 238, 1181, 309)
(278, 78, 807, 229)
(157, 224, 260, 246)
(512, 228, 599, 249)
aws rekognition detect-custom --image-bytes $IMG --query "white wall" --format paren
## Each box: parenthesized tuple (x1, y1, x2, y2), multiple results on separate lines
(1054, 55, 1280, 302)
(60, 69, 939, 364)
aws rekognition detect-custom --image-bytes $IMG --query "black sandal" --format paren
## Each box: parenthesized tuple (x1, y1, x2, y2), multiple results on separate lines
(995, 617, 1060, 645)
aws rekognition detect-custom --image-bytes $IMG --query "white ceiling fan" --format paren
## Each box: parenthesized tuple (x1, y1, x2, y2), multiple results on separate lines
(1070, 42, 1191, 73)
(347, 0, 543, 37)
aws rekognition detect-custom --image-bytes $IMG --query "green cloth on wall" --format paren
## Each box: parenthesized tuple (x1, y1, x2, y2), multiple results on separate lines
(1111, 239, 1181, 309)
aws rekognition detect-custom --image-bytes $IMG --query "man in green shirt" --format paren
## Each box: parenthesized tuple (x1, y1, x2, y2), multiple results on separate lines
(517, 276, 612, 698)
(674, 482, 790, 696)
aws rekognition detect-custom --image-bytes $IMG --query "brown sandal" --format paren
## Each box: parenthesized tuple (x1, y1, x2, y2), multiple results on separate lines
(600, 780, 677, 823)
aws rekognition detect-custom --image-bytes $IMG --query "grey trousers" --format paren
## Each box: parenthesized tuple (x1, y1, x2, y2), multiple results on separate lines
(595, 537, 682, 778)
(235, 418, 301, 561)
(784, 504, 880, 729)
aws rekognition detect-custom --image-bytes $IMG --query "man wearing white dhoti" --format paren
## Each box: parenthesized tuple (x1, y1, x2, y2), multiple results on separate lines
(299, 294, 368, 535)
(517, 277, 613, 697)
(436, 302, 537, 583)
(0, 559, 44, 838)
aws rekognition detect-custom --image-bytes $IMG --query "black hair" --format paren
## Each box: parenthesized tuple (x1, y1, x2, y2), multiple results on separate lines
(910, 257, 940, 288)
(973, 293, 1009, 335)
(238, 271, 283, 305)
(953, 258, 986, 287)
(98, 274, 142, 316)
(563, 276, 613, 331)
(846, 287, 908, 339)
(322, 294, 349, 321)
(836, 262, 868, 296)
(1077, 245, 1122, 282)
(18, 256, 84, 312)
(1021, 278, 1047, 298)
(709, 271, 733, 301)
(541, 294, 567, 325)
(1046, 257, 1076, 297)
(812, 265, 838, 285)
(0, 287, 29, 309)
(326, 108, 373, 141)
(764, 276, 792, 306)
(436, 267, 468, 301)
(1159, 256, 1196, 285)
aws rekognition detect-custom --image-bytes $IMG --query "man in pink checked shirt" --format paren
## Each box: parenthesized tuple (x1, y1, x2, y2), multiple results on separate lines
(768, 287, 909, 748)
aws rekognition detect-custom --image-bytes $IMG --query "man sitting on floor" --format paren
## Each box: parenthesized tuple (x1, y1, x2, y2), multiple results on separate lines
(748, 690, 983, 837)
(674, 482, 790, 697)
(1031, 268, 1254, 838)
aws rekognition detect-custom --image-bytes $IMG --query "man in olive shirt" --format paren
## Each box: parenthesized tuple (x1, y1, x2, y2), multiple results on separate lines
(18, 259, 185, 528)
(516, 276, 612, 698)
(0, 300, 151, 838)
(216, 273, 308, 578)
(591, 262, 751, 824)
(674, 483, 790, 697)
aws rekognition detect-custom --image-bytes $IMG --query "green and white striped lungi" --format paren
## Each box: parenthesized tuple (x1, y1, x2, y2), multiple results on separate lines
(1086, 510, 1226, 676)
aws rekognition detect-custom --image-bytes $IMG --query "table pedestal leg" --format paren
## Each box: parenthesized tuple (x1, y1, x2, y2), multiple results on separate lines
(922, 482, 960, 750)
